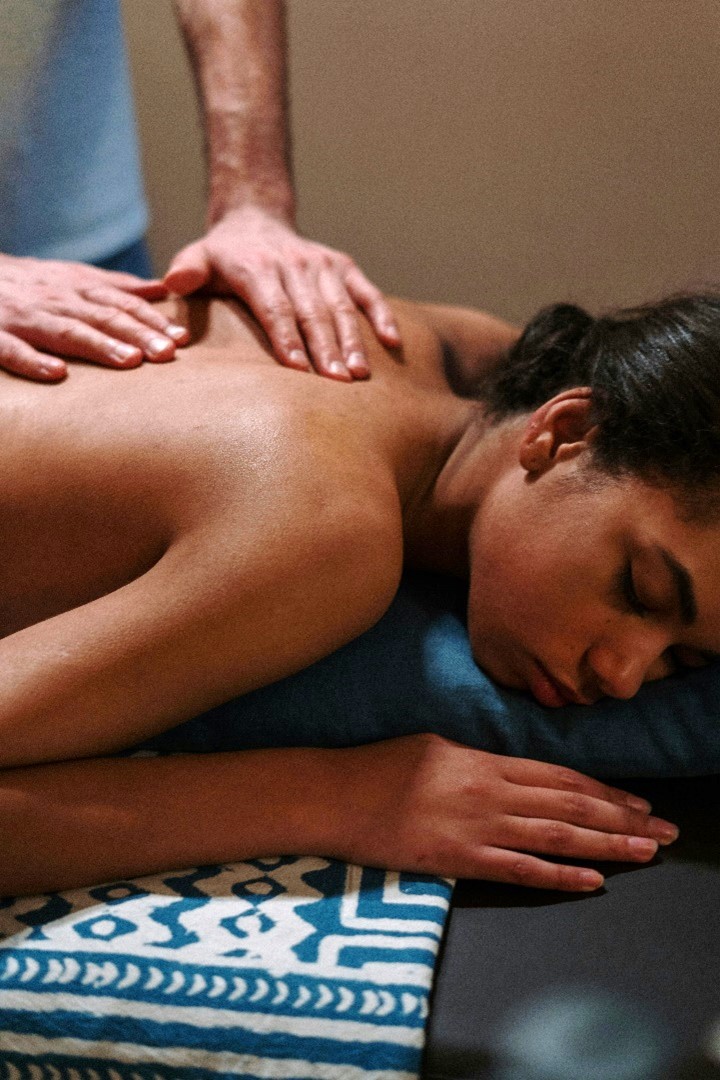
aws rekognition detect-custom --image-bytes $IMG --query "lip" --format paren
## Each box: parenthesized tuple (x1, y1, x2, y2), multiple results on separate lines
(528, 660, 588, 708)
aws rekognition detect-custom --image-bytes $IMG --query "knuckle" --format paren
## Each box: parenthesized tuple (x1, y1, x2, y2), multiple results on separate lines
(102, 309, 132, 334)
(55, 323, 80, 347)
(508, 859, 535, 886)
(296, 306, 330, 327)
(562, 791, 590, 823)
(335, 253, 354, 272)
(80, 285, 103, 302)
(259, 299, 295, 321)
(543, 820, 572, 850)
(557, 767, 584, 792)
(334, 300, 357, 316)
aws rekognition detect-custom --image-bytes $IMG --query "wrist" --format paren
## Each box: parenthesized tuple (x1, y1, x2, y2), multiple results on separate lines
(208, 186, 296, 230)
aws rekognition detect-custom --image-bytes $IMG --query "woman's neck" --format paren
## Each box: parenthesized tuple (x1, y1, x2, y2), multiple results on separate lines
(402, 411, 521, 577)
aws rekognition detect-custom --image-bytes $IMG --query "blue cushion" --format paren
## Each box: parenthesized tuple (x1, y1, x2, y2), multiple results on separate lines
(142, 572, 720, 778)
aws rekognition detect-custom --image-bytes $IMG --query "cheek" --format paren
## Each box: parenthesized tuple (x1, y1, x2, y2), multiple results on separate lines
(467, 507, 602, 658)
(468, 523, 564, 648)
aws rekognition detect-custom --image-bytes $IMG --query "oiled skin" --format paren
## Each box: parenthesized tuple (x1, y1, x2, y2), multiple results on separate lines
(0, 295, 514, 765)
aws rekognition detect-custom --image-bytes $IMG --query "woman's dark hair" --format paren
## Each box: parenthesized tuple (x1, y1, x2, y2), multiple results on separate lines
(480, 294, 720, 516)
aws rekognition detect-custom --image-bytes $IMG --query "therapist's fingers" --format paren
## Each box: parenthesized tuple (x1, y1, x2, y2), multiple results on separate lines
(97, 275, 169, 302)
(344, 263, 401, 349)
(281, 263, 351, 380)
(77, 288, 189, 359)
(10, 313, 147, 368)
(164, 240, 213, 296)
(0, 329, 67, 381)
(317, 266, 370, 378)
(229, 264, 312, 372)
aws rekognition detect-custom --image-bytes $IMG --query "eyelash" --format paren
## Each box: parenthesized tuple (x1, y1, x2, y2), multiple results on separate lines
(619, 562, 651, 618)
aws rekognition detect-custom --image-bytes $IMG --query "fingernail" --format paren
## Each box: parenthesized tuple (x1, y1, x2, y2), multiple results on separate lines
(329, 360, 350, 378)
(625, 795, 651, 813)
(166, 324, 188, 342)
(347, 351, 368, 374)
(580, 870, 603, 891)
(628, 836, 658, 858)
(111, 343, 140, 362)
(39, 361, 64, 377)
(289, 349, 310, 369)
(655, 823, 679, 844)
(146, 336, 172, 358)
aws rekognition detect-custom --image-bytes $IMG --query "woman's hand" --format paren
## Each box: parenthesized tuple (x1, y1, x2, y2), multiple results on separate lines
(0, 254, 188, 381)
(164, 206, 401, 380)
(330, 734, 679, 891)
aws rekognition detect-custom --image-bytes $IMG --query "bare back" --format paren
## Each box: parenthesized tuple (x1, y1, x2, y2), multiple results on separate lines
(0, 295, 514, 766)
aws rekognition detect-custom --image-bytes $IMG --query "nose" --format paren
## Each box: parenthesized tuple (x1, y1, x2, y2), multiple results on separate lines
(585, 633, 669, 701)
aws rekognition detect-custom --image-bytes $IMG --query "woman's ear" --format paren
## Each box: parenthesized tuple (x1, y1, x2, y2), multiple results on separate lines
(519, 388, 598, 477)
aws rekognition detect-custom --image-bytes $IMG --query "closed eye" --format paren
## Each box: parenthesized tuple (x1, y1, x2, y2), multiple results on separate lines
(616, 561, 652, 618)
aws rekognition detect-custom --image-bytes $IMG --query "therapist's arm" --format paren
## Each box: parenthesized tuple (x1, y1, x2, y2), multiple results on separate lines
(167, 0, 400, 380)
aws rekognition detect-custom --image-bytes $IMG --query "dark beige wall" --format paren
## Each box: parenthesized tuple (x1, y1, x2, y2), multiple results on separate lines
(123, 0, 720, 324)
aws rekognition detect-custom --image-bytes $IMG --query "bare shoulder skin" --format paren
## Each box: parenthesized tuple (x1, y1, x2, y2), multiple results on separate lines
(0, 295, 513, 766)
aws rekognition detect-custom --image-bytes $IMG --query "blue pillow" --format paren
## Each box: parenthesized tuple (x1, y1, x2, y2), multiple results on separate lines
(142, 572, 720, 778)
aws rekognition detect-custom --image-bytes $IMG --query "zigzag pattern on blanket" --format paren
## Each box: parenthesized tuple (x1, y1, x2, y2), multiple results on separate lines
(0, 857, 452, 1079)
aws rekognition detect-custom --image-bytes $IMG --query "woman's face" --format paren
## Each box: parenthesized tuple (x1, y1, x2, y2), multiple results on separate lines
(468, 465, 720, 708)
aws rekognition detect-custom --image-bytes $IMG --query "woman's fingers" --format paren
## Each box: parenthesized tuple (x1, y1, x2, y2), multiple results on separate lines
(506, 784, 677, 845)
(502, 755, 653, 812)
(499, 816, 661, 864)
(472, 847, 605, 893)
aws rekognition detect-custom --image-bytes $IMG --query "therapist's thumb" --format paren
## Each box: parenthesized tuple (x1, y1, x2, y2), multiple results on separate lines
(164, 242, 211, 295)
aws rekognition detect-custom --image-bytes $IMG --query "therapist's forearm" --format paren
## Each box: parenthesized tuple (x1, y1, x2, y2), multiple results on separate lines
(174, 0, 295, 224)
(0, 747, 336, 897)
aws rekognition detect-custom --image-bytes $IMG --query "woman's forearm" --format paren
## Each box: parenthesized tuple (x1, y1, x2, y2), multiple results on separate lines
(0, 733, 680, 898)
(0, 747, 337, 897)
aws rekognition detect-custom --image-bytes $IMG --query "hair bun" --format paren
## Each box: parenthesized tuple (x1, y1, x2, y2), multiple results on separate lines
(482, 303, 595, 415)
(516, 303, 595, 368)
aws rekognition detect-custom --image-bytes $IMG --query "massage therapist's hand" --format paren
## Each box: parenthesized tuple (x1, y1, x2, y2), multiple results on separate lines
(164, 205, 401, 380)
(331, 734, 679, 891)
(0, 253, 189, 382)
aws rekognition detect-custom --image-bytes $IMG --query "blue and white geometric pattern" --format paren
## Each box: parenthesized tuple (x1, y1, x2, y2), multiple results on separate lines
(0, 857, 453, 1079)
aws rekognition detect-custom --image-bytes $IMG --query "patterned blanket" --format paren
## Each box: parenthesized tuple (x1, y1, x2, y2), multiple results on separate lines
(0, 857, 452, 1079)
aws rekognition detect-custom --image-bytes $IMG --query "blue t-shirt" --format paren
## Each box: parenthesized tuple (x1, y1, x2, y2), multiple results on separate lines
(0, 0, 148, 261)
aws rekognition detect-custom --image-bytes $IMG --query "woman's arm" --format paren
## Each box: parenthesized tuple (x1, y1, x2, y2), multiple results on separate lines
(0, 475, 402, 769)
(0, 734, 677, 897)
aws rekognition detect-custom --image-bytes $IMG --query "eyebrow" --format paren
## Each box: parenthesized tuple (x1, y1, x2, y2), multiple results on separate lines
(657, 546, 697, 626)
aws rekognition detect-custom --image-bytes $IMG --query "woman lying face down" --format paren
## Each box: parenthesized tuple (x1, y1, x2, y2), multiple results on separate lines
(0, 291, 717, 896)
